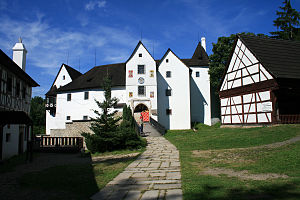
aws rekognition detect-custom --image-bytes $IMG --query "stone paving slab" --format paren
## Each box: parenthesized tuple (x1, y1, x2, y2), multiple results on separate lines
(91, 128, 183, 200)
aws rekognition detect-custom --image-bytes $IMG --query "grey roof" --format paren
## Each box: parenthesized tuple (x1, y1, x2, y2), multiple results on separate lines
(0, 49, 39, 87)
(238, 34, 300, 79)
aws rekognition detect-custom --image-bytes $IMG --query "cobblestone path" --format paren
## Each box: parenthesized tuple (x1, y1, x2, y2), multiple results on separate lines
(91, 127, 182, 200)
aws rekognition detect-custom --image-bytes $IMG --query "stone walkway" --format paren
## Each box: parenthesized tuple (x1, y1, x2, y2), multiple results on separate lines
(91, 124, 182, 200)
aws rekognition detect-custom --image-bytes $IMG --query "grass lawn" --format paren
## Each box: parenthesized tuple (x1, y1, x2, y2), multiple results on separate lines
(165, 123, 300, 200)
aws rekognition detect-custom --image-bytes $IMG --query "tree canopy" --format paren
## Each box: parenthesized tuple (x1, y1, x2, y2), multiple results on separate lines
(270, 0, 300, 40)
(30, 96, 46, 126)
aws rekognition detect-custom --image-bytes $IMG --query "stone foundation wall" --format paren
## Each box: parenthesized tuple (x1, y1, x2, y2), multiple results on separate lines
(50, 121, 93, 137)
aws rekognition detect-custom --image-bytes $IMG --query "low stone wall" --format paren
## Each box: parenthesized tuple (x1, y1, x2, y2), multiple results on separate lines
(50, 121, 93, 137)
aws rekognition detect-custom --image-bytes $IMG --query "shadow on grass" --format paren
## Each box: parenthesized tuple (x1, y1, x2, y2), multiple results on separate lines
(185, 180, 300, 200)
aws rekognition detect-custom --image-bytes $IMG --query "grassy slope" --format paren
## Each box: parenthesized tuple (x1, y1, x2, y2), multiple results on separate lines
(165, 124, 300, 200)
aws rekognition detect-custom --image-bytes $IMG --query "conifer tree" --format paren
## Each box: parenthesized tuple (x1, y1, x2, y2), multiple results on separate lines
(270, 0, 300, 40)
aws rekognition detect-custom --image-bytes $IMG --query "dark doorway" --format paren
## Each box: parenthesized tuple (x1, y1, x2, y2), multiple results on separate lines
(134, 104, 148, 113)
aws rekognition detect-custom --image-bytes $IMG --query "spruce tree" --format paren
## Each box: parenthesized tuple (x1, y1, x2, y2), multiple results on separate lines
(89, 76, 121, 135)
(270, 0, 300, 40)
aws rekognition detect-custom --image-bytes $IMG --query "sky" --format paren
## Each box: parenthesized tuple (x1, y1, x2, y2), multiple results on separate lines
(0, 0, 299, 97)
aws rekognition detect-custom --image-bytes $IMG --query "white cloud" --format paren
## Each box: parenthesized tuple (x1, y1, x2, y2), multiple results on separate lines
(85, 0, 106, 11)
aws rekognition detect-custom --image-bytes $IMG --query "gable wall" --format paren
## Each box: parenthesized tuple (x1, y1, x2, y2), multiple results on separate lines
(54, 65, 73, 89)
(126, 44, 157, 113)
(157, 51, 191, 129)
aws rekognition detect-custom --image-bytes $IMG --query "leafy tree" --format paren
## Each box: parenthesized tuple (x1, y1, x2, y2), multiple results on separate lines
(270, 0, 300, 40)
(30, 96, 46, 135)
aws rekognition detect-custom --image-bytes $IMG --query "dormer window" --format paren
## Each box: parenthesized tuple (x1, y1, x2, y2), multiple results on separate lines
(139, 53, 142, 57)
(63, 75, 65, 80)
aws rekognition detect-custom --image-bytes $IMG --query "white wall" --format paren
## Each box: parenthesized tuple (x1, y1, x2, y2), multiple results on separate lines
(126, 43, 157, 113)
(53, 65, 73, 89)
(157, 50, 191, 130)
(190, 66, 211, 125)
(46, 87, 126, 135)
(2, 124, 27, 160)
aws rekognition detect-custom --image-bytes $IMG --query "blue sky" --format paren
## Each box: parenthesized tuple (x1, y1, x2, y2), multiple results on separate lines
(0, 0, 299, 97)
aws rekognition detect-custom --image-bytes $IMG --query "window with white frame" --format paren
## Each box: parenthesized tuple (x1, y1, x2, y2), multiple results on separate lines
(138, 86, 145, 96)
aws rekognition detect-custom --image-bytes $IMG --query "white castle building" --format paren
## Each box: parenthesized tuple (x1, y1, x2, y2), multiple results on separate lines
(46, 39, 211, 135)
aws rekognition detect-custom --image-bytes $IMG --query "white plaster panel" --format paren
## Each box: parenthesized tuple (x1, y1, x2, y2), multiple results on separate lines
(221, 98, 228, 107)
(243, 94, 253, 103)
(231, 106, 237, 114)
(243, 76, 253, 85)
(258, 113, 269, 122)
(242, 55, 251, 66)
(260, 65, 273, 80)
(232, 96, 241, 104)
(228, 80, 234, 89)
(236, 105, 242, 113)
(221, 107, 227, 115)
(246, 114, 256, 123)
(228, 53, 237, 72)
(260, 72, 267, 81)
(252, 74, 259, 82)
(237, 39, 242, 48)
(257, 91, 270, 101)
(232, 115, 241, 123)
(233, 59, 241, 71)
(227, 71, 235, 81)
(232, 80, 241, 88)
(244, 48, 258, 64)
(248, 64, 258, 74)
(224, 115, 231, 123)
(238, 49, 243, 59)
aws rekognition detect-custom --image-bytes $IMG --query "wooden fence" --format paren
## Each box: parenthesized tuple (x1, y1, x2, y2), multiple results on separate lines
(278, 115, 300, 124)
(34, 136, 83, 153)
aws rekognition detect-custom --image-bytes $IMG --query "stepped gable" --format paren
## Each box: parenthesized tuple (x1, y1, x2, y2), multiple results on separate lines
(0, 49, 39, 87)
(238, 34, 300, 80)
(56, 63, 126, 92)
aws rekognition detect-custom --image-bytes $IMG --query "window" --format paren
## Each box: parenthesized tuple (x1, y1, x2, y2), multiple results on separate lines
(166, 109, 172, 115)
(84, 92, 89, 100)
(138, 86, 145, 96)
(22, 86, 26, 98)
(7, 76, 12, 93)
(67, 94, 71, 101)
(16, 81, 20, 97)
(83, 116, 88, 120)
(66, 116, 71, 120)
(138, 65, 145, 74)
(63, 75, 65, 80)
(196, 72, 200, 77)
(139, 53, 142, 57)
(166, 59, 169, 63)
(6, 133, 11, 142)
(166, 71, 171, 78)
(166, 89, 172, 96)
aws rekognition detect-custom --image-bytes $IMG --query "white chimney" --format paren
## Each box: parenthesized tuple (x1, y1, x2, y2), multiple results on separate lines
(201, 37, 206, 52)
(12, 37, 27, 71)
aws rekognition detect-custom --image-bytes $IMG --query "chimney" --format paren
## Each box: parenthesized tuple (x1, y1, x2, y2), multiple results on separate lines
(201, 37, 206, 52)
(12, 37, 27, 71)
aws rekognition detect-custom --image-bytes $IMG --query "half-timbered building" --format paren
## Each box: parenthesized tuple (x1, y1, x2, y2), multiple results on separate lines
(219, 34, 300, 125)
(0, 39, 39, 160)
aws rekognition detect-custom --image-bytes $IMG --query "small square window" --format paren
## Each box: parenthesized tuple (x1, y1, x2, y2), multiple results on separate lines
(166, 109, 172, 115)
(66, 116, 71, 120)
(6, 133, 11, 142)
(84, 92, 89, 100)
(83, 116, 88, 120)
(166, 59, 169, 63)
(166, 71, 171, 78)
(67, 94, 71, 101)
(63, 75, 65, 80)
(138, 86, 145, 96)
(166, 89, 172, 96)
(139, 53, 142, 57)
(196, 72, 200, 77)
(138, 65, 145, 74)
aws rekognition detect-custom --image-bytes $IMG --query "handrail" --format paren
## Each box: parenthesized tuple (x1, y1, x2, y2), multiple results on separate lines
(149, 117, 166, 135)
